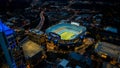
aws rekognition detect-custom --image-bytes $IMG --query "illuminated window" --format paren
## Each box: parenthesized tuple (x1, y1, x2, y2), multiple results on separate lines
(101, 54, 107, 59)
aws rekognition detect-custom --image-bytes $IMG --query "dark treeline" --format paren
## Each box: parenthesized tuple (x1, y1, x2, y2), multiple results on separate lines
(0, 0, 32, 11)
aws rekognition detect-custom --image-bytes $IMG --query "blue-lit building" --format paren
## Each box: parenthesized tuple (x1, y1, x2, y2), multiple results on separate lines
(0, 20, 25, 68)
(0, 20, 16, 68)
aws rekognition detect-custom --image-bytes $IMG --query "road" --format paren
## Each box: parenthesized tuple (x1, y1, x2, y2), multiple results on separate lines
(36, 11, 45, 30)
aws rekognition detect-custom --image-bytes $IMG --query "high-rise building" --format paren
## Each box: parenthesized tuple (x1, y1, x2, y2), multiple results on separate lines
(0, 20, 25, 68)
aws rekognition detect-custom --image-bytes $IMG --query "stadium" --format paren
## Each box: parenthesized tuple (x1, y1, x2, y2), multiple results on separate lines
(46, 22, 86, 47)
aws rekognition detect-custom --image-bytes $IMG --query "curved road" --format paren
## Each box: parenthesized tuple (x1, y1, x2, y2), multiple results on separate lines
(36, 11, 45, 30)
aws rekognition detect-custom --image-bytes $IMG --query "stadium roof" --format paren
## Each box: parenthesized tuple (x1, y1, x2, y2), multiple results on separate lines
(58, 59, 69, 67)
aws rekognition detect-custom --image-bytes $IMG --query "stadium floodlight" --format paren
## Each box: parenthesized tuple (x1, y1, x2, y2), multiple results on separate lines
(71, 22, 80, 26)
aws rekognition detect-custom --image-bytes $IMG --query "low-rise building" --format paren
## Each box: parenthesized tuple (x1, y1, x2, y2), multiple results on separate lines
(95, 42, 120, 64)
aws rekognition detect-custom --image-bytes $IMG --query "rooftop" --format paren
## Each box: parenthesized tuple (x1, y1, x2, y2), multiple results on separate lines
(95, 42, 120, 59)
(22, 40, 43, 58)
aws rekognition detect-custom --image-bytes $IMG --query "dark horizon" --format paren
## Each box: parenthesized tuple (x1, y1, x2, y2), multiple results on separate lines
(0, 0, 32, 10)
(0, 0, 119, 9)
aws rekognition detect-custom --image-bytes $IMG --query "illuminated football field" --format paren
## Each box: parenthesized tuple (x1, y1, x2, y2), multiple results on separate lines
(60, 31, 75, 40)
(46, 23, 86, 40)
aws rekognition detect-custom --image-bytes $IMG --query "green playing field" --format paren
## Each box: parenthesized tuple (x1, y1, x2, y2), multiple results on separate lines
(60, 31, 75, 40)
